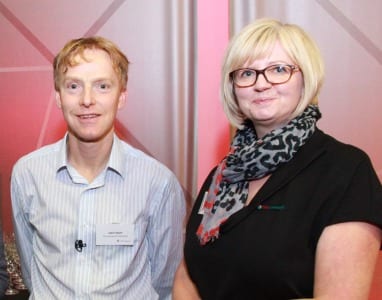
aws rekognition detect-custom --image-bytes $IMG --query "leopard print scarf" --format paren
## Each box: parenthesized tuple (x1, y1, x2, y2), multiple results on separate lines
(196, 105, 321, 245)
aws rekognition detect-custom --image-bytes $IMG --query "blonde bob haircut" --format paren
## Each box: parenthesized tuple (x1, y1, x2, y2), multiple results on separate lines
(53, 36, 129, 92)
(221, 18, 324, 129)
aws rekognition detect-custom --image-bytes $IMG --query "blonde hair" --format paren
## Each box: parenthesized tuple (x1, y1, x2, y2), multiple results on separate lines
(221, 18, 324, 128)
(53, 36, 129, 91)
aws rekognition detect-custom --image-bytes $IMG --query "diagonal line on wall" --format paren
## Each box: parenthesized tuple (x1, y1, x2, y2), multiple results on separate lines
(0, 0, 145, 153)
(33, 0, 130, 147)
(0, 66, 51, 72)
(0, 2, 54, 63)
(81, 0, 148, 153)
(316, 0, 382, 65)
(36, 90, 56, 149)
(114, 119, 153, 157)
(83, 0, 127, 37)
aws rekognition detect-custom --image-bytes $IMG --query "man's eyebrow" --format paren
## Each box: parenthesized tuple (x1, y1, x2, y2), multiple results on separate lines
(62, 76, 82, 81)
(62, 76, 113, 82)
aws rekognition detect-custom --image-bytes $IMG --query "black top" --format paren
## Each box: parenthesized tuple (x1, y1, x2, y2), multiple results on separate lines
(184, 129, 382, 300)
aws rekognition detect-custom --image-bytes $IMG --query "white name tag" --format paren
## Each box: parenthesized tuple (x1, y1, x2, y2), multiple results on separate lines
(96, 223, 135, 246)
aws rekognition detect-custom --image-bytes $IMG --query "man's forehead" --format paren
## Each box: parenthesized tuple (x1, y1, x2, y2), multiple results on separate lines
(68, 48, 110, 66)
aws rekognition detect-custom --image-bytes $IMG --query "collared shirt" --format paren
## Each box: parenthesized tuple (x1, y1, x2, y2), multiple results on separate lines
(11, 134, 186, 300)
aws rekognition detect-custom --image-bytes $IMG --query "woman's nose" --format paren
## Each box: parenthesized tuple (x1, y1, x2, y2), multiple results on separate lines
(253, 73, 272, 90)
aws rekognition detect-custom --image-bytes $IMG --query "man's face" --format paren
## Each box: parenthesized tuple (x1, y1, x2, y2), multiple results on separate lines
(55, 49, 126, 143)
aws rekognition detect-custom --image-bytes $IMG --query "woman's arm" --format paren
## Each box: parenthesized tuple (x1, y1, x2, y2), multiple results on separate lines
(312, 221, 381, 300)
(173, 259, 201, 300)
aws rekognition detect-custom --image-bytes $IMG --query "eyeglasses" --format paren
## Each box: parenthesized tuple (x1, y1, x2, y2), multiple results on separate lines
(230, 64, 300, 88)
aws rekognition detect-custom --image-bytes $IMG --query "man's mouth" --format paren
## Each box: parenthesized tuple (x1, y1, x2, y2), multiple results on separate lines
(78, 114, 99, 119)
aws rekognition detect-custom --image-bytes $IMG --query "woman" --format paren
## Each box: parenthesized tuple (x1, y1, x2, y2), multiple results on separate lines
(173, 18, 382, 299)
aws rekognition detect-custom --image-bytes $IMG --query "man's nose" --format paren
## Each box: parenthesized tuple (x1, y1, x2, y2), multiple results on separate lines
(80, 86, 95, 106)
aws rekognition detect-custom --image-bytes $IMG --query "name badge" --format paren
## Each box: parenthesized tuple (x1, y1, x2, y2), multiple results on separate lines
(96, 223, 135, 246)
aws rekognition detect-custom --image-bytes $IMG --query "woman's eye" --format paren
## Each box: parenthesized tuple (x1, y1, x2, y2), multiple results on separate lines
(272, 65, 288, 73)
(241, 70, 255, 78)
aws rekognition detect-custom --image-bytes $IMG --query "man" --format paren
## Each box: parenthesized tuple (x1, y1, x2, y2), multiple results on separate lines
(11, 36, 185, 299)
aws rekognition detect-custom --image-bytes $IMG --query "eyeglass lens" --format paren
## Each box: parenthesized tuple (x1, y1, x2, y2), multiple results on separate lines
(232, 64, 296, 87)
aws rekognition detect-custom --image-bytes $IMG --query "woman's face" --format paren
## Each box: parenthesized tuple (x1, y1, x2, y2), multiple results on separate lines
(234, 41, 303, 138)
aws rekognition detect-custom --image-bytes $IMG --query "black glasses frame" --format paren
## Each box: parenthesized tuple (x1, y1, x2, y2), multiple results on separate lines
(230, 64, 300, 88)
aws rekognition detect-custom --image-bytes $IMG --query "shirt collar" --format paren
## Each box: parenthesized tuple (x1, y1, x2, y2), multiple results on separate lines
(108, 134, 126, 178)
(56, 133, 69, 173)
(55, 133, 126, 178)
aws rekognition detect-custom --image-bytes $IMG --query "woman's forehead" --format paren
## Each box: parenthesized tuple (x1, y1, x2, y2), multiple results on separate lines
(238, 40, 297, 68)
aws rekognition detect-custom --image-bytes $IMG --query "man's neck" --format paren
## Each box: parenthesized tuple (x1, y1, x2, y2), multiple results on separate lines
(66, 133, 114, 183)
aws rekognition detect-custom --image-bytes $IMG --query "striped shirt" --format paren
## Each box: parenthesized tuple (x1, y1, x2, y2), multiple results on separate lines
(11, 134, 186, 299)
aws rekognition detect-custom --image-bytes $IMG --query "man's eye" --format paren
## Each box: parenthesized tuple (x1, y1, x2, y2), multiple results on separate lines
(96, 82, 111, 91)
(67, 82, 79, 89)
(64, 82, 83, 93)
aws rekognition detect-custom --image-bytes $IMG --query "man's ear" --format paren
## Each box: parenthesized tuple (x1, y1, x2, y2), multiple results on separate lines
(118, 89, 127, 109)
(55, 91, 62, 109)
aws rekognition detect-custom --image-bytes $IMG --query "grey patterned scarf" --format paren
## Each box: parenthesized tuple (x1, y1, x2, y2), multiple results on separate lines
(196, 105, 321, 245)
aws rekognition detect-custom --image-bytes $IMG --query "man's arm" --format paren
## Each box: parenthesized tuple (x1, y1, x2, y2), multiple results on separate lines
(147, 175, 186, 299)
(10, 172, 33, 290)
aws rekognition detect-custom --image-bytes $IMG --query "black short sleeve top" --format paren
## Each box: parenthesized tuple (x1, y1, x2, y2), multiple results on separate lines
(184, 130, 382, 300)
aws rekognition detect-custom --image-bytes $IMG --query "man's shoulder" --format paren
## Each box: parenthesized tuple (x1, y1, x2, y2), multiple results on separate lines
(117, 138, 174, 177)
(13, 139, 62, 170)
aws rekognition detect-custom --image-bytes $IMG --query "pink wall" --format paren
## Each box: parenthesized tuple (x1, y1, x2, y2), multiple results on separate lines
(1, 1, 381, 297)
(197, 0, 231, 189)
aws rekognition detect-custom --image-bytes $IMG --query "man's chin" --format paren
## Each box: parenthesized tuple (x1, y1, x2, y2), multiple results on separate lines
(68, 131, 113, 144)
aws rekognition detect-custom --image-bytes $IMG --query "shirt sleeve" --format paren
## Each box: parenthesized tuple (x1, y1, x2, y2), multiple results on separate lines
(147, 173, 186, 300)
(327, 155, 382, 228)
(11, 168, 33, 290)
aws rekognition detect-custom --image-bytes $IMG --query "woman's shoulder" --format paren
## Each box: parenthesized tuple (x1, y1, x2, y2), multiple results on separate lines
(293, 129, 377, 181)
(314, 129, 371, 163)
